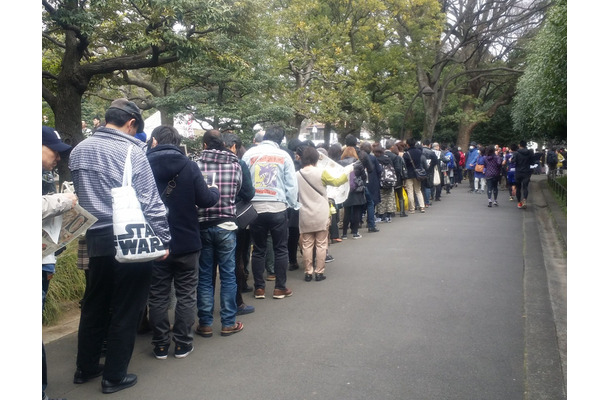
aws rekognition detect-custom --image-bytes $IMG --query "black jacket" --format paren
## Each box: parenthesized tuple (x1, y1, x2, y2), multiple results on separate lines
(147, 144, 220, 255)
(513, 147, 534, 175)
(403, 147, 423, 179)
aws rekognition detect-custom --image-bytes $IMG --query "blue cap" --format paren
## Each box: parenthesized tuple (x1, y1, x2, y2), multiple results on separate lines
(42, 126, 71, 153)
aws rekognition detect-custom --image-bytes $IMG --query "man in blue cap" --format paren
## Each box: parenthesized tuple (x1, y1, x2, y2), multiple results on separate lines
(42, 126, 77, 400)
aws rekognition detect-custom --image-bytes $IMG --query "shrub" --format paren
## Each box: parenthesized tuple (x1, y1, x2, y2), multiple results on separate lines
(43, 240, 86, 325)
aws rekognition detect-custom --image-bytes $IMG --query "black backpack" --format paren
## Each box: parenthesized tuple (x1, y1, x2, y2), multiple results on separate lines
(380, 162, 397, 188)
(546, 151, 558, 164)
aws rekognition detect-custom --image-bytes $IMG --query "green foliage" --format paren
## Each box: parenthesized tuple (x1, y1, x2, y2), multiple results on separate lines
(512, 0, 567, 140)
(471, 106, 522, 147)
(43, 241, 86, 326)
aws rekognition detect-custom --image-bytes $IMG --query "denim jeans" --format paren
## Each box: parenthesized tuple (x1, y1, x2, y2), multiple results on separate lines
(486, 177, 499, 201)
(250, 211, 289, 290)
(197, 226, 238, 328)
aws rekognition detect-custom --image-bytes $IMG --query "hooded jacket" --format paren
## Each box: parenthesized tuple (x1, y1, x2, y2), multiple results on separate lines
(513, 147, 534, 175)
(147, 144, 220, 254)
(466, 147, 480, 170)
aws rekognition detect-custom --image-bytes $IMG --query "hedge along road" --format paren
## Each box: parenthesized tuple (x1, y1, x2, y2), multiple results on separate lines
(42, 175, 566, 400)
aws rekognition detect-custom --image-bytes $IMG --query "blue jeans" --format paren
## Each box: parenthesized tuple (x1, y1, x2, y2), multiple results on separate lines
(424, 187, 431, 205)
(197, 226, 237, 328)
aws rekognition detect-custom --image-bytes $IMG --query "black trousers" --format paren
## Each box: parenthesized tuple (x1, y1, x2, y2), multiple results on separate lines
(515, 173, 531, 202)
(149, 251, 199, 347)
(342, 204, 362, 235)
(76, 255, 152, 381)
(250, 211, 289, 290)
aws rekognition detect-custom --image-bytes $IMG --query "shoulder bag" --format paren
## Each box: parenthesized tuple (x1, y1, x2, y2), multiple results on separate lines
(235, 200, 258, 229)
(112, 145, 166, 263)
(406, 151, 428, 182)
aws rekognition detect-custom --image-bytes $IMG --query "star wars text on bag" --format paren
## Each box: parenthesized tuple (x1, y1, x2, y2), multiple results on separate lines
(111, 145, 166, 263)
(114, 223, 165, 259)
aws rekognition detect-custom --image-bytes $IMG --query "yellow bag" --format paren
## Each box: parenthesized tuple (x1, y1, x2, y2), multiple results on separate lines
(395, 187, 409, 212)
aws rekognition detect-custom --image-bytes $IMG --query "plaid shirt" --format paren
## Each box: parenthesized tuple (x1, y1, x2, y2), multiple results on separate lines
(197, 149, 242, 226)
(69, 127, 171, 245)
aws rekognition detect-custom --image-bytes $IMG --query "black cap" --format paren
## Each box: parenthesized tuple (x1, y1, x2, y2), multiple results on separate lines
(108, 98, 145, 133)
(42, 126, 71, 153)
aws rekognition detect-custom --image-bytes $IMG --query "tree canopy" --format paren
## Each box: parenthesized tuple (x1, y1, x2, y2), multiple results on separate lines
(42, 0, 564, 164)
(512, 0, 567, 142)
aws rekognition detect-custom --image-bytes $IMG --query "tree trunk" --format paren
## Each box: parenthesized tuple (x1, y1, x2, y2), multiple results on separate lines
(53, 82, 86, 184)
(159, 108, 173, 126)
(286, 114, 305, 140)
(50, 29, 89, 185)
(324, 122, 332, 146)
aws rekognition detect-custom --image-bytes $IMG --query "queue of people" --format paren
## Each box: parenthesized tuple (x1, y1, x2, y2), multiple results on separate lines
(43, 97, 564, 398)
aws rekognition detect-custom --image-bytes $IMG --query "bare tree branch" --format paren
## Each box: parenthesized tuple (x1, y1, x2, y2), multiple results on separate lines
(42, 32, 66, 49)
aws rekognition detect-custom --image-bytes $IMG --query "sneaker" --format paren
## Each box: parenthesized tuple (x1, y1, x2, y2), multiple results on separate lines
(509, 196, 514, 201)
(386, 217, 392, 223)
(368, 227, 380, 233)
(522, 199, 527, 209)
(266, 274, 276, 281)
(517, 202, 523, 209)
(254, 288, 265, 299)
(272, 288, 293, 299)
(420, 208, 426, 213)
(195, 325, 213, 338)
(493, 201, 498, 207)
(304, 273, 313, 282)
(174, 343, 193, 359)
(221, 322, 244, 336)
(488, 201, 492, 208)
(341, 234, 348, 240)
(375, 217, 382, 223)
(325, 254, 335, 263)
(352, 233, 362, 239)
(379, 217, 387, 223)
(153, 344, 169, 359)
(242, 285, 253, 293)
(237, 303, 255, 315)
(288, 262, 299, 271)
(315, 273, 326, 281)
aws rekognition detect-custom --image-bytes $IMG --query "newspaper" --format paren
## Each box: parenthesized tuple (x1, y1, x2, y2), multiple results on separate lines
(42, 204, 97, 258)
(316, 152, 350, 204)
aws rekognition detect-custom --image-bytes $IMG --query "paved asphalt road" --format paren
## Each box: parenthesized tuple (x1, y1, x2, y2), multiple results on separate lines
(43, 175, 566, 400)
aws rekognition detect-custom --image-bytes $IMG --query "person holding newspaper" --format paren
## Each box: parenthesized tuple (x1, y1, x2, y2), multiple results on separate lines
(42, 126, 78, 400)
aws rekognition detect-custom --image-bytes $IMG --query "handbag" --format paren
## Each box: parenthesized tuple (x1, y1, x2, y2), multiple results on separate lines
(112, 145, 166, 263)
(235, 200, 258, 229)
(406, 151, 428, 182)
(475, 163, 484, 173)
(349, 171, 365, 193)
(433, 166, 441, 186)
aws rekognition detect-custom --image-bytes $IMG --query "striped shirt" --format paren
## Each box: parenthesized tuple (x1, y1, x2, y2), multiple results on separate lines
(69, 127, 171, 245)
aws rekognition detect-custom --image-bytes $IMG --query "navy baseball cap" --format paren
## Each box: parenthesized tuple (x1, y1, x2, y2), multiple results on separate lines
(42, 126, 71, 153)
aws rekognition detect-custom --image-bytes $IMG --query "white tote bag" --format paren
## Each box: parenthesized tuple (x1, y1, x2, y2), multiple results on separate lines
(111, 145, 166, 263)
(433, 166, 441, 186)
